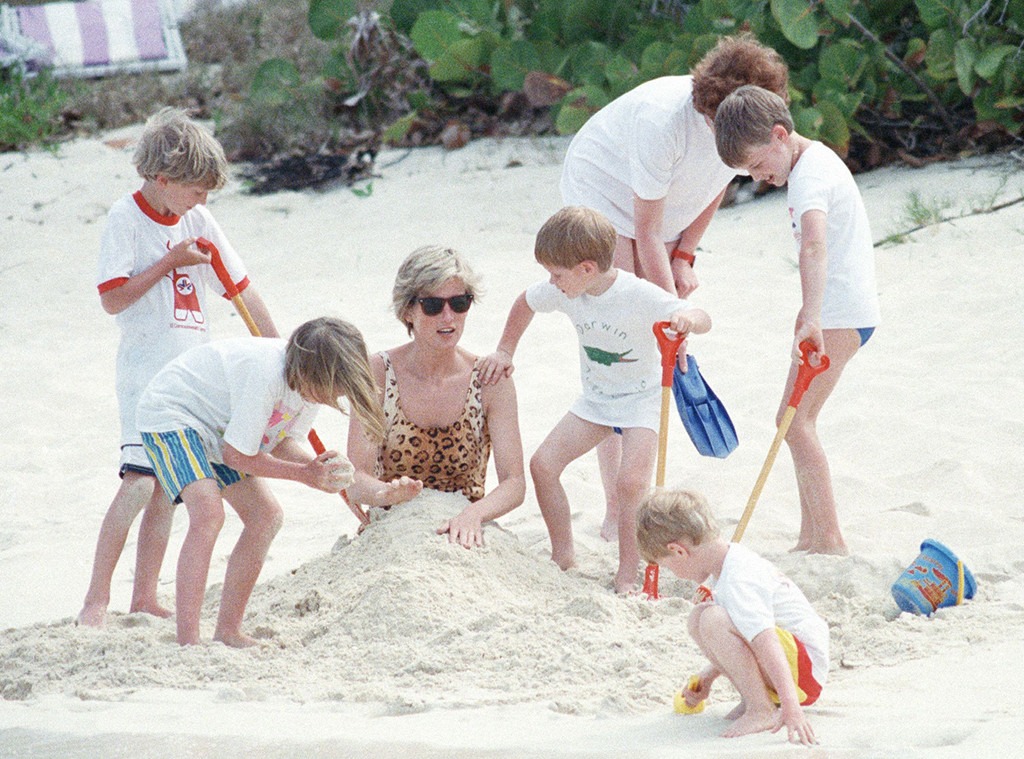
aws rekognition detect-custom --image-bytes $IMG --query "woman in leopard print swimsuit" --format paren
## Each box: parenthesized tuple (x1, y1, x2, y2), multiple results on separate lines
(346, 245, 525, 547)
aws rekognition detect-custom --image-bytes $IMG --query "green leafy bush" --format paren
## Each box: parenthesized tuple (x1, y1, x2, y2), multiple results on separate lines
(0, 69, 67, 152)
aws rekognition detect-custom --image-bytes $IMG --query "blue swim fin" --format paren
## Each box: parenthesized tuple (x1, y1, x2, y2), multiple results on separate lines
(672, 354, 738, 458)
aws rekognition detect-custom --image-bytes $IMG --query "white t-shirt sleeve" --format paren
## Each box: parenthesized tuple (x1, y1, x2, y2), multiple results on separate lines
(524, 280, 566, 314)
(96, 199, 138, 288)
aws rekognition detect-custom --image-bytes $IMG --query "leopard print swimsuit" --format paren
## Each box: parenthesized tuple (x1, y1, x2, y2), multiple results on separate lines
(375, 352, 490, 502)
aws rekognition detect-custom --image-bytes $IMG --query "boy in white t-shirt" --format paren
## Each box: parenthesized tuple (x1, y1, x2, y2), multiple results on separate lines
(714, 85, 881, 555)
(637, 489, 828, 746)
(479, 206, 711, 594)
(78, 108, 278, 628)
(557, 35, 790, 544)
(136, 317, 384, 646)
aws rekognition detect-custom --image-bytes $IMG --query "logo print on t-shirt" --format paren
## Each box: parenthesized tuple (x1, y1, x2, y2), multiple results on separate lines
(262, 406, 298, 451)
(170, 269, 205, 324)
(583, 346, 637, 366)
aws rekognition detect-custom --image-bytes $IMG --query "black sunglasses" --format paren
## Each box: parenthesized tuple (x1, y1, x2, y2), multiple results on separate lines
(415, 293, 473, 316)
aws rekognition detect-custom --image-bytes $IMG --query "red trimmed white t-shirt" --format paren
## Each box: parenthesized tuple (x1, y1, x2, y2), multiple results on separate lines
(97, 191, 249, 450)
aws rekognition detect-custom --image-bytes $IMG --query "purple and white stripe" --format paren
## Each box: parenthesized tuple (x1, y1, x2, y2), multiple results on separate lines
(16, 0, 168, 68)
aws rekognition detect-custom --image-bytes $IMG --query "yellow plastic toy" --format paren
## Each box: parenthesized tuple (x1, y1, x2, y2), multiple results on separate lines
(673, 675, 705, 714)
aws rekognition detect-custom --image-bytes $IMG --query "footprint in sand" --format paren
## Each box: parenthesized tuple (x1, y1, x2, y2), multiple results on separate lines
(889, 501, 930, 516)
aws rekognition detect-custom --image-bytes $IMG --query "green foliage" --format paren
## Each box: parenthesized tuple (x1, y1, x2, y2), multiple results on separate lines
(0, 69, 67, 152)
(238, 0, 1022, 162)
(378, 0, 1023, 148)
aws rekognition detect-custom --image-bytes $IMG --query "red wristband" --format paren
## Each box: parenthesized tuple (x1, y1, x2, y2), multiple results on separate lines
(671, 248, 696, 267)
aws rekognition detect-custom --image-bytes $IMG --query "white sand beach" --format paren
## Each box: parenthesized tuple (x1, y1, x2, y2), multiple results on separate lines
(1, 128, 1023, 758)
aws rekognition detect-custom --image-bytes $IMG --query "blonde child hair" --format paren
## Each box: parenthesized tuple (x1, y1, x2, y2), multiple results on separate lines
(391, 245, 483, 336)
(636, 489, 720, 564)
(132, 107, 228, 190)
(534, 205, 616, 271)
(714, 85, 796, 170)
(286, 317, 385, 443)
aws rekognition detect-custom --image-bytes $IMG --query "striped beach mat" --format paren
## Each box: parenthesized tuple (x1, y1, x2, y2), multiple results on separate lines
(0, 0, 186, 77)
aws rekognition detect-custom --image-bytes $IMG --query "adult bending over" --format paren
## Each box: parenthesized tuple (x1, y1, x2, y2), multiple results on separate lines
(347, 246, 525, 547)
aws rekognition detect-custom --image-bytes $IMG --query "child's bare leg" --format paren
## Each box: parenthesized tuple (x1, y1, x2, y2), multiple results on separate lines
(175, 480, 226, 645)
(214, 479, 283, 648)
(531, 414, 607, 570)
(596, 435, 622, 541)
(691, 604, 777, 737)
(129, 488, 175, 618)
(613, 428, 657, 593)
(78, 472, 154, 627)
(783, 329, 859, 555)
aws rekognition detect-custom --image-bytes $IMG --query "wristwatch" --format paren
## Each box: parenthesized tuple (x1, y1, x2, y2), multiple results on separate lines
(671, 248, 696, 267)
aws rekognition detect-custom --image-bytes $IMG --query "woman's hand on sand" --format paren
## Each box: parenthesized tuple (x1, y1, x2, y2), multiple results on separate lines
(478, 350, 514, 385)
(437, 508, 484, 548)
(373, 476, 423, 505)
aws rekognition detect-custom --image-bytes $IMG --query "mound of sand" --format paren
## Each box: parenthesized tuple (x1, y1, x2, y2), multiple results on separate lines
(4, 489, 1014, 715)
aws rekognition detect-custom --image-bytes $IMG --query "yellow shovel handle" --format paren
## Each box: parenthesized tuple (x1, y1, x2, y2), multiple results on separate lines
(656, 386, 672, 488)
(731, 405, 797, 543)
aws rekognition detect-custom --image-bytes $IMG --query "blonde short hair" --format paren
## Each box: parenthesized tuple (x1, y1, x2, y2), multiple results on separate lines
(392, 245, 482, 336)
(714, 85, 796, 169)
(534, 206, 615, 271)
(285, 317, 385, 443)
(636, 489, 720, 564)
(133, 107, 228, 189)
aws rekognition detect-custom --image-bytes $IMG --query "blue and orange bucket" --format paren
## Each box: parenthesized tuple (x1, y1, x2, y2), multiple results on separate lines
(891, 539, 976, 615)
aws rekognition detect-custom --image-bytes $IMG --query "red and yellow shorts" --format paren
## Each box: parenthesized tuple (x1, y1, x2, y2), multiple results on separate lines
(769, 627, 823, 706)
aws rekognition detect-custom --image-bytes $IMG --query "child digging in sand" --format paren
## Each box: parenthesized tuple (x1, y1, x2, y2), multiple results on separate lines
(79, 107, 277, 627)
(714, 85, 881, 555)
(136, 317, 383, 646)
(636, 489, 827, 746)
(480, 206, 710, 593)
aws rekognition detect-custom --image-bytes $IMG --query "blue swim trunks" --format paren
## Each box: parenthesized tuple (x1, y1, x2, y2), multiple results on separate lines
(856, 327, 875, 346)
(141, 428, 244, 504)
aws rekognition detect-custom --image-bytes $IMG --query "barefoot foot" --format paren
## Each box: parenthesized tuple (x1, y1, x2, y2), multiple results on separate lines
(76, 603, 107, 628)
(214, 630, 261, 649)
(722, 708, 777, 738)
(600, 515, 619, 542)
(724, 702, 746, 721)
(130, 601, 174, 619)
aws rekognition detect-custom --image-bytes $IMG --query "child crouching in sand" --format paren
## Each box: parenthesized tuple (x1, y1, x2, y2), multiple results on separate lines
(136, 317, 383, 646)
(636, 489, 828, 746)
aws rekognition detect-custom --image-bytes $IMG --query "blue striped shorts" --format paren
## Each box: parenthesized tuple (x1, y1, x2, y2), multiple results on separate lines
(141, 428, 244, 504)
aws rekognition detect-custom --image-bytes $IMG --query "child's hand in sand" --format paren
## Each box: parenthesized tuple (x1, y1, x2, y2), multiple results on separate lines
(437, 508, 484, 548)
(478, 349, 514, 385)
(685, 668, 715, 707)
(772, 702, 818, 746)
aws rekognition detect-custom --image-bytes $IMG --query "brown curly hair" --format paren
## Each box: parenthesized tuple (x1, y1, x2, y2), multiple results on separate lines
(691, 34, 789, 119)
